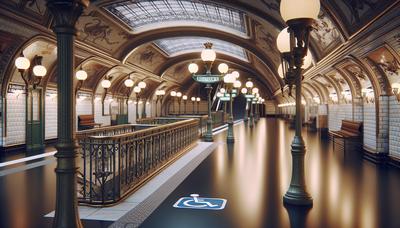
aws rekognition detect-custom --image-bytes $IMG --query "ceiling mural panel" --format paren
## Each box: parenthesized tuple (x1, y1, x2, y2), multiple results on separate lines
(76, 12, 129, 53)
(154, 37, 248, 62)
(254, 21, 281, 67)
(125, 44, 168, 73)
(250, 54, 280, 92)
(310, 11, 343, 55)
(104, 0, 248, 37)
(1, 0, 48, 24)
(325, 0, 396, 34)
(163, 61, 191, 84)
(0, 31, 25, 87)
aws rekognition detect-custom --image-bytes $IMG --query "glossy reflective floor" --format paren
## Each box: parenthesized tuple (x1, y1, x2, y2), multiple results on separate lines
(141, 118, 400, 228)
(1, 118, 400, 228)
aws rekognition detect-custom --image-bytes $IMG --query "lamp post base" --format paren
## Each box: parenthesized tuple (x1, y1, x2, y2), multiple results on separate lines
(284, 136, 313, 207)
(226, 120, 234, 143)
(203, 120, 214, 142)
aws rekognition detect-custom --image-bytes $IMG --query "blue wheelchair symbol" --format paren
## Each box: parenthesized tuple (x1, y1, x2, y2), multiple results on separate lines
(173, 194, 227, 210)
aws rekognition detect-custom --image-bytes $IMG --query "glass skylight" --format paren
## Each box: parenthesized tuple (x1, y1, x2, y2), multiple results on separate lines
(154, 37, 248, 62)
(104, 0, 247, 37)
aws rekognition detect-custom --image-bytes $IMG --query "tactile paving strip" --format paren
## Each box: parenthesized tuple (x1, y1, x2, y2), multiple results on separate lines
(110, 142, 219, 228)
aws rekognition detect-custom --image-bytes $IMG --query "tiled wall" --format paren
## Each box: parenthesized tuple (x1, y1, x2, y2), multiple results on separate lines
(364, 103, 376, 151)
(328, 104, 352, 131)
(265, 101, 276, 114)
(389, 96, 400, 158)
(94, 99, 111, 126)
(76, 98, 92, 129)
(0, 97, 3, 145)
(45, 95, 57, 139)
(5, 93, 25, 146)
(377, 96, 389, 154)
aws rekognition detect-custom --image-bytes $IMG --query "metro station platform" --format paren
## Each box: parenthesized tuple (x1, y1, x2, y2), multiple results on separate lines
(2, 118, 400, 228)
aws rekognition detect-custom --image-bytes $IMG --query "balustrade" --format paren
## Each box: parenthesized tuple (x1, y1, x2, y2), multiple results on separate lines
(77, 119, 199, 205)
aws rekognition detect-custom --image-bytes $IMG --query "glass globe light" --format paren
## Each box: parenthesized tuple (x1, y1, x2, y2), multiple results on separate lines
(124, 78, 134, 87)
(252, 87, 259, 94)
(218, 63, 229, 74)
(191, 97, 196, 101)
(176, 92, 182, 97)
(170, 91, 176, 97)
(234, 80, 242, 88)
(101, 79, 111, 89)
(196, 97, 201, 102)
(231, 71, 240, 78)
(133, 86, 141, 93)
(188, 63, 199, 74)
(220, 88, 226, 93)
(246, 80, 254, 88)
(217, 92, 222, 98)
(223, 73, 235, 84)
(183, 95, 188, 100)
(138, 81, 146, 89)
(33, 65, 47, 77)
(278, 63, 284, 78)
(276, 27, 291, 53)
(241, 88, 248, 94)
(76, 69, 88, 81)
(392, 83, 400, 90)
(15, 56, 30, 70)
(201, 44, 216, 62)
(280, 0, 320, 22)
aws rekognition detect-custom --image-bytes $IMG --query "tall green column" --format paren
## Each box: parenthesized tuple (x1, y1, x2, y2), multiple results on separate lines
(142, 99, 147, 118)
(226, 88, 234, 143)
(203, 84, 213, 142)
(47, 1, 88, 227)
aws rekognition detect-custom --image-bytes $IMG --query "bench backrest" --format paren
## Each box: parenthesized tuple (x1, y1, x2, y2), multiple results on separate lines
(341, 120, 363, 135)
(78, 115, 95, 125)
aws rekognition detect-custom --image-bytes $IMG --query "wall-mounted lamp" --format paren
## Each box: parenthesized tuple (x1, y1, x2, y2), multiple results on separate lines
(75, 66, 87, 96)
(15, 53, 47, 92)
(392, 82, 400, 101)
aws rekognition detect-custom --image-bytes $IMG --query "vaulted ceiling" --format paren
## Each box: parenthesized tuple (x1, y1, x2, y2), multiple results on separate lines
(0, 0, 399, 102)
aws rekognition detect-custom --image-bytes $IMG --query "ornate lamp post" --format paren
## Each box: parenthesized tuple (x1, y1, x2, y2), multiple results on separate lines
(124, 77, 134, 118)
(223, 73, 236, 143)
(245, 79, 254, 127)
(188, 42, 229, 142)
(133, 86, 141, 120)
(191, 96, 196, 114)
(277, 0, 320, 206)
(249, 87, 258, 128)
(176, 92, 182, 114)
(137, 81, 147, 118)
(170, 90, 176, 115)
(196, 97, 201, 114)
(155, 89, 165, 117)
(241, 87, 248, 121)
(15, 53, 47, 152)
(183, 95, 188, 114)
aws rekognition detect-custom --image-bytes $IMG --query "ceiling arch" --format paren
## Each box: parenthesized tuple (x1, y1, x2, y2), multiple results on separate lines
(157, 54, 274, 98)
(115, 27, 282, 87)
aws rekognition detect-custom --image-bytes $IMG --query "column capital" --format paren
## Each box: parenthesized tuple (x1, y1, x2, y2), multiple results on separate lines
(47, 0, 89, 33)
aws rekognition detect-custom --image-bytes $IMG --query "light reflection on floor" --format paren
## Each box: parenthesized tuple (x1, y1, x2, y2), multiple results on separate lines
(141, 118, 400, 228)
(1, 118, 400, 228)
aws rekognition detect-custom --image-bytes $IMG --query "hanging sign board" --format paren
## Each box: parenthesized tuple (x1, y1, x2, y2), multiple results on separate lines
(192, 75, 222, 84)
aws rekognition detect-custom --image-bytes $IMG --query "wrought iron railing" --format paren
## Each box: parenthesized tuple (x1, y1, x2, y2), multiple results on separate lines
(77, 118, 199, 205)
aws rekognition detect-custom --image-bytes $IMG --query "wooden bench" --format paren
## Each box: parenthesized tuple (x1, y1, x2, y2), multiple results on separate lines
(78, 115, 101, 131)
(330, 120, 363, 150)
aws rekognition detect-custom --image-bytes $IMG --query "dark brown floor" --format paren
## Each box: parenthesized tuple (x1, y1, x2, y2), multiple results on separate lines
(140, 118, 400, 228)
(1, 118, 400, 228)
